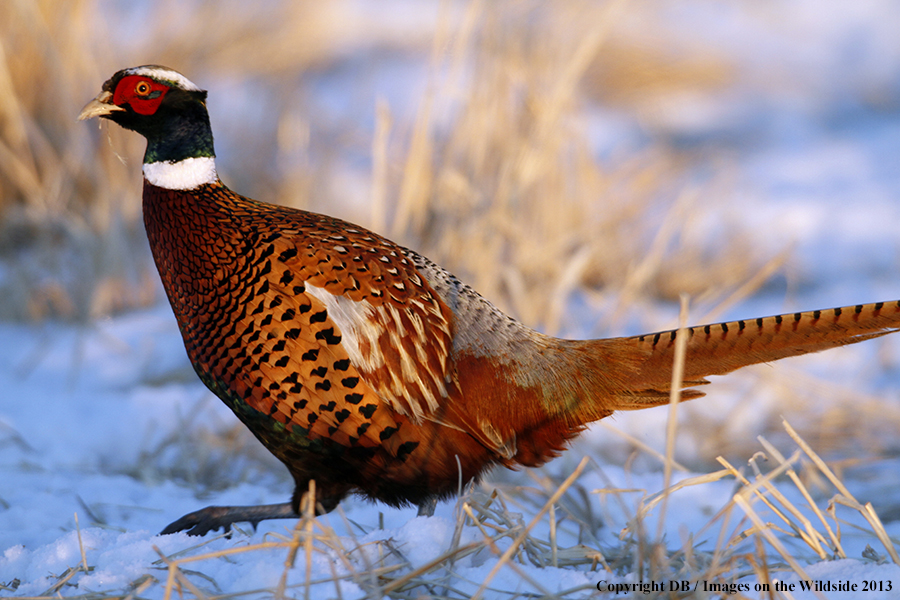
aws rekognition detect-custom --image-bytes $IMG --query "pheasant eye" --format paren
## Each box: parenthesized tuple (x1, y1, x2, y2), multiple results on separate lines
(135, 80, 152, 96)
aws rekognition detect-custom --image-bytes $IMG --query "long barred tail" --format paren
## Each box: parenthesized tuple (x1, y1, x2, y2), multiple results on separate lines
(594, 300, 900, 410)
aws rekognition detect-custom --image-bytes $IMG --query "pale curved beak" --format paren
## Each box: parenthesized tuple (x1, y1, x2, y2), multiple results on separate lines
(78, 90, 125, 121)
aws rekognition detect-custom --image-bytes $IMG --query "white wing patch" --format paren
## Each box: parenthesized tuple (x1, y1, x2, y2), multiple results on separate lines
(304, 283, 383, 371)
(304, 282, 451, 422)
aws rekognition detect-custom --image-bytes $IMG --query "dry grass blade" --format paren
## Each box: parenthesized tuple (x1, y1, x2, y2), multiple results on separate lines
(733, 496, 822, 599)
(157, 541, 289, 567)
(74, 512, 90, 574)
(36, 566, 85, 597)
(377, 540, 483, 595)
(783, 419, 856, 498)
(549, 502, 558, 568)
(637, 468, 733, 519)
(457, 503, 552, 594)
(274, 481, 314, 600)
(757, 435, 845, 559)
(707, 419, 900, 594)
(745, 452, 830, 560)
(718, 452, 811, 545)
(156, 545, 212, 600)
(831, 495, 900, 565)
(783, 419, 900, 565)
(124, 573, 158, 600)
(469, 456, 589, 600)
(657, 294, 690, 543)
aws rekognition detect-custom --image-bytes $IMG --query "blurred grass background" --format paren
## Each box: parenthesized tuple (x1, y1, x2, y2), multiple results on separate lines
(0, 0, 772, 326)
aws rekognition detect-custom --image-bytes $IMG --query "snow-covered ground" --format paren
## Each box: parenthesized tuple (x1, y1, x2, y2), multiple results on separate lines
(3, 1, 900, 597)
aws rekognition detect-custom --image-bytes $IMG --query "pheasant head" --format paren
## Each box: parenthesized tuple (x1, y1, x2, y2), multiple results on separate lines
(79, 65, 216, 189)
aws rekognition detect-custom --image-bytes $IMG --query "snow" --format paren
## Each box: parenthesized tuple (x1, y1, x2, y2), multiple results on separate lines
(4, 0, 900, 597)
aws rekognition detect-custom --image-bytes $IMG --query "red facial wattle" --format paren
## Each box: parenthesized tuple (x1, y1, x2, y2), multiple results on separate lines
(113, 75, 169, 115)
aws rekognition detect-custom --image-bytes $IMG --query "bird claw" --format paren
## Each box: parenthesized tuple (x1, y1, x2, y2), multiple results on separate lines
(159, 502, 298, 536)
(160, 506, 235, 536)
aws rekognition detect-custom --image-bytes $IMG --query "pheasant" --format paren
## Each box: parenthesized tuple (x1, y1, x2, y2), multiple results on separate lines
(80, 65, 900, 536)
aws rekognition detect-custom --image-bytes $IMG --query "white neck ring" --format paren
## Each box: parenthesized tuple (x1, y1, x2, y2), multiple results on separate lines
(143, 157, 218, 190)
